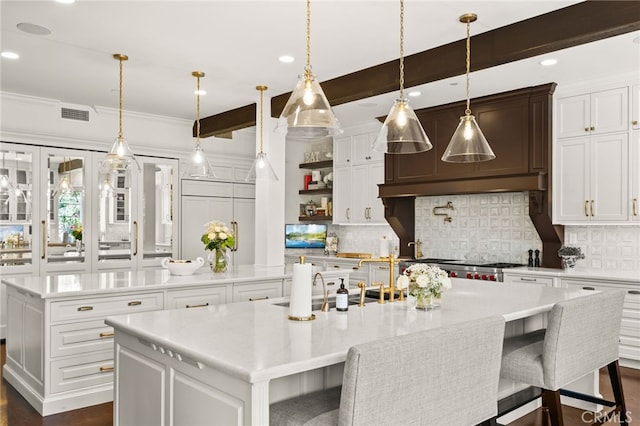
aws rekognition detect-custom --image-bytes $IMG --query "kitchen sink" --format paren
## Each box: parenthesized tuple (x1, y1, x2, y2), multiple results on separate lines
(273, 295, 378, 311)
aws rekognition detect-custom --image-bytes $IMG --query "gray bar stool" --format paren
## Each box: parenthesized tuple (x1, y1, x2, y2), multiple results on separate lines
(270, 315, 506, 425)
(499, 289, 628, 426)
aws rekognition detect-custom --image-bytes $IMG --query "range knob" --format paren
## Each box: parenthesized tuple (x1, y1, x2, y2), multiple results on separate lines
(481, 274, 488, 280)
(450, 271, 457, 278)
(489, 275, 497, 281)
(474, 273, 480, 280)
(466, 272, 473, 279)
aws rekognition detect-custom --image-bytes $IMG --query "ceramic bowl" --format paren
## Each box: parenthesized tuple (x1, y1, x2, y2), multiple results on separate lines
(161, 257, 204, 276)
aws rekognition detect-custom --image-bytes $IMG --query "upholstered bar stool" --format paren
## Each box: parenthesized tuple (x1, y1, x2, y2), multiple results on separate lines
(500, 289, 627, 426)
(270, 315, 506, 426)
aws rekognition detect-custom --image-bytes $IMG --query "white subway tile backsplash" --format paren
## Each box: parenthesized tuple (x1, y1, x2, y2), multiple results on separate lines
(565, 225, 640, 271)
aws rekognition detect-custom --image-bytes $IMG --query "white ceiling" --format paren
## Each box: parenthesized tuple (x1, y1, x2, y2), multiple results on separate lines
(1, 0, 639, 130)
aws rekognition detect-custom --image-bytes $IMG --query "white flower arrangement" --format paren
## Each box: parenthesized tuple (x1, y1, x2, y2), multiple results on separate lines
(201, 220, 235, 251)
(398, 263, 452, 307)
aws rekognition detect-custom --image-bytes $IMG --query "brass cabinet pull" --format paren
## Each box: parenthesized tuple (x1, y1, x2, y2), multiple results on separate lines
(584, 127, 590, 132)
(590, 200, 594, 217)
(128, 301, 142, 306)
(520, 277, 537, 282)
(249, 296, 269, 301)
(327, 281, 335, 286)
(77, 306, 94, 311)
(186, 303, 209, 308)
(99, 366, 114, 372)
(99, 331, 115, 338)
(584, 200, 589, 217)
(232, 221, 238, 252)
(633, 120, 638, 126)
(628, 290, 640, 295)
(582, 286, 596, 291)
(133, 220, 138, 256)
(633, 198, 638, 216)
(379, 266, 389, 270)
(346, 208, 350, 220)
(41, 220, 46, 259)
(590, 126, 595, 131)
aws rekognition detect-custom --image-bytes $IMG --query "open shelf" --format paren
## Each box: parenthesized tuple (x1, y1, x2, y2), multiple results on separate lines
(298, 215, 332, 222)
(299, 160, 332, 169)
(298, 188, 333, 195)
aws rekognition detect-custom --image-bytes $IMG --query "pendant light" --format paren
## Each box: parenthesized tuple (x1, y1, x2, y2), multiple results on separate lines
(441, 14, 495, 163)
(246, 85, 279, 182)
(183, 71, 216, 179)
(54, 157, 73, 196)
(100, 54, 140, 174)
(372, 0, 432, 154)
(277, 0, 342, 139)
(0, 151, 25, 201)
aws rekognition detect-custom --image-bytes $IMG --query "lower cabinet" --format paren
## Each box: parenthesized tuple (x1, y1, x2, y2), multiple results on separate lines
(502, 272, 556, 287)
(166, 286, 230, 309)
(232, 280, 282, 302)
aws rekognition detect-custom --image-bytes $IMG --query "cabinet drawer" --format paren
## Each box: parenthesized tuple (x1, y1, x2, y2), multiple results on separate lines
(326, 262, 366, 280)
(232, 281, 282, 302)
(50, 350, 114, 394)
(504, 274, 554, 287)
(167, 286, 228, 309)
(51, 320, 114, 358)
(51, 292, 164, 322)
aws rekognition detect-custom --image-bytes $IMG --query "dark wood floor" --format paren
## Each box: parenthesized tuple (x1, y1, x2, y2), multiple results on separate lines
(0, 342, 638, 425)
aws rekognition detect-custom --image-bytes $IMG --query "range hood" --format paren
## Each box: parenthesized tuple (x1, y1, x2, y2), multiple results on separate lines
(378, 84, 564, 268)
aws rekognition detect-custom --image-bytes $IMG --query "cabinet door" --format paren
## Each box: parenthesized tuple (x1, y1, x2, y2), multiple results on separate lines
(555, 138, 590, 222)
(232, 281, 282, 302)
(367, 162, 386, 223)
(333, 136, 352, 167)
(181, 196, 233, 261)
(232, 197, 255, 265)
(332, 167, 351, 224)
(557, 94, 590, 139)
(633, 84, 640, 131)
(590, 133, 628, 221)
(591, 87, 628, 135)
(351, 165, 370, 223)
(632, 130, 640, 222)
(352, 133, 382, 164)
(167, 287, 228, 309)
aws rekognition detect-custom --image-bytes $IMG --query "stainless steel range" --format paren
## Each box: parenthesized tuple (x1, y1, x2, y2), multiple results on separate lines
(400, 258, 525, 282)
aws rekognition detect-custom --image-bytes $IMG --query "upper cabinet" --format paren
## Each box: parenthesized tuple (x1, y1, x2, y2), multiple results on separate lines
(554, 83, 636, 224)
(632, 85, 640, 131)
(557, 87, 629, 138)
(632, 129, 640, 222)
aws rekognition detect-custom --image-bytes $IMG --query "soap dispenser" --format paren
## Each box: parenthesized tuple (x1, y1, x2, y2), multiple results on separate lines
(336, 278, 349, 312)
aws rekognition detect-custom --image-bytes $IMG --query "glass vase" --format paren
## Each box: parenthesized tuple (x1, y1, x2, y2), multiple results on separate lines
(561, 255, 578, 271)
(211, 248, 227, 273)
(413, 292, 432, 310)
(430, 292, 442, 308)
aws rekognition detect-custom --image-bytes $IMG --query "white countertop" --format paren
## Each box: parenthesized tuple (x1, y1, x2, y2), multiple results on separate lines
(505, 266, 640, 284)
(0, 265, 350, 299)
(105, 279, 591, 384)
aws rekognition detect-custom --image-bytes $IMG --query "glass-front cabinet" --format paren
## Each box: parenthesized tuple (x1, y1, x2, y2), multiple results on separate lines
(0, 141, 178, 274)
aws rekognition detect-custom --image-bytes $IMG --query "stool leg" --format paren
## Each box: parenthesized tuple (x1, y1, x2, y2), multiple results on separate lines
(607, 360, 628, 426)
(541, 389, 564, 426)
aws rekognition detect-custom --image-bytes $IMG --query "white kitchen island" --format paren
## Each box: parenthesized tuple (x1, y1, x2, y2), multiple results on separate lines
(105, 279, 595, 426)
(1, 265, 350, 416)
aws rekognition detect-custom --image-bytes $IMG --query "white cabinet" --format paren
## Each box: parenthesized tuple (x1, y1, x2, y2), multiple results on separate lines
(632, 130, 640, 222)
(166, 286, 230, 309)
(561, 278, 640, 368)
(180, 179, 255, 265)
(232, 280, 282, 302)
(555, 133, 629, 222)
(332, 131, 385, 225)
(632, 84, 640, 130)
(503, 272, 556, 287)
(557, 87, 628, 138)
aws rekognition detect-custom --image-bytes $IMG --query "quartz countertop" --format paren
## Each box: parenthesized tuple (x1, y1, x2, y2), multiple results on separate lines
(0, 265, 351, 299)
(505, 266, 640, 284)
(105, 279, 591, 384)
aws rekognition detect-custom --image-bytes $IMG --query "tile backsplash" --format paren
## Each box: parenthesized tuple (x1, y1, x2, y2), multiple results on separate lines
(415, 192, 542, 264)
(564, 225, 640, 271)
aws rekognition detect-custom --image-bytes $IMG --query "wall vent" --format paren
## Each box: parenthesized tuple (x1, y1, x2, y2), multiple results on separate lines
(61, 107, 89, 122)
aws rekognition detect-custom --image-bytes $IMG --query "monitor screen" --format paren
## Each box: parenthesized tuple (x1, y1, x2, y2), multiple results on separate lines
(285, 223, 327, 249)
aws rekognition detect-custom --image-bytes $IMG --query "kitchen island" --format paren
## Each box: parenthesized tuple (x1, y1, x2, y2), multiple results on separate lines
(105, 279, 594, 426)
(1, 265, 350, 416)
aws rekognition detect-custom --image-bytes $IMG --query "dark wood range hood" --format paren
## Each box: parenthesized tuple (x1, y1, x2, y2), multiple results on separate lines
(380, 83, 564, 268)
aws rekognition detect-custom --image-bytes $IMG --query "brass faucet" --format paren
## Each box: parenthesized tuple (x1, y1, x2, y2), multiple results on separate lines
(357, 253, 400, 302)
(312, 272, 330, 312)
(408, 240, 423, 259)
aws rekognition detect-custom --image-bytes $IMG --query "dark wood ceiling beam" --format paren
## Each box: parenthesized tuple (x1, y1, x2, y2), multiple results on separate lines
(198, 1, 640, 138)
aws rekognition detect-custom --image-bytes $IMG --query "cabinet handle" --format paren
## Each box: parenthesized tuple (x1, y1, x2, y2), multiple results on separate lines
(41, 220, 46, 259)
(99, 331, 115, 338)
(584, 200, 589, 217)
(346, 208, 350, 220)
(633, 120, 638, 126)
(186, 303, 209, 308)
(333, 265, 340, 268)
(367, 207, 371, 219)
(99, 366, 114, 372)
(77, 306, 93, 311)
(133, 221, 139, 256)
(327, 281, 335, 286)
(232, 221, 238, 252)
(628, 290, 640, 295)
(128, 301, 142, 306)
(520, 277, 537, 282)
(249, 296, 269, 301)
(590, 200, 594, 217)
(590, 126, 595, 131)
(379, 266, 389, 270)
(633, 198, 638, 216)
(584, 127, 590, 132)
(582, 286, 596, 291)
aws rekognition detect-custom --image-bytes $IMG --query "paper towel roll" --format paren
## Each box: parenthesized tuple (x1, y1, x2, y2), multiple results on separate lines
(379, 236, 389, 258)
(289, 263, 312, 319)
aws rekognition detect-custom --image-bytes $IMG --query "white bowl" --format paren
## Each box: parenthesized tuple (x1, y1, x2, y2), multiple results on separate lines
(161, 257, 204, 276)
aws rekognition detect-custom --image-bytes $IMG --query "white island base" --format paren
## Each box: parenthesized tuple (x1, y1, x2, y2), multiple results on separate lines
(107, 280, 601, 426)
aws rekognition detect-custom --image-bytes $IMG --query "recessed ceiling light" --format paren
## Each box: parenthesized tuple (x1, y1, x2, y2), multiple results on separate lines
(449, 82, 459, 86)
(279, 55, 295, 63)
(408, 91, 421, 97)
(55, 0, 76, 4)
(1, 51, 20, 60)
(539, 58, 558, 66)
(194, 89, 207, 96)
(17, 22, 52, 36)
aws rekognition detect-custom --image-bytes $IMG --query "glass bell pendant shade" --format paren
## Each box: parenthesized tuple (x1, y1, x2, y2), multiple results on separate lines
(100, 137, 140, 174)
(245, 151, 279, 182)
(183, 143, 216, 179)
(372, 98, 432, 154)
(441, 114, 496, 163)
(277, 72, 342, 139)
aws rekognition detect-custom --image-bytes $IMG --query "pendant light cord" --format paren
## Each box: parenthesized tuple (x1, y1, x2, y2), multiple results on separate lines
(196, 75, 201, 145)
(304, 0, 312, 79)
(399, 0, 405, 99)
(258, 86, 265, 153)
(465, 19, 471, 116)
(118, 57, 124, 141)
